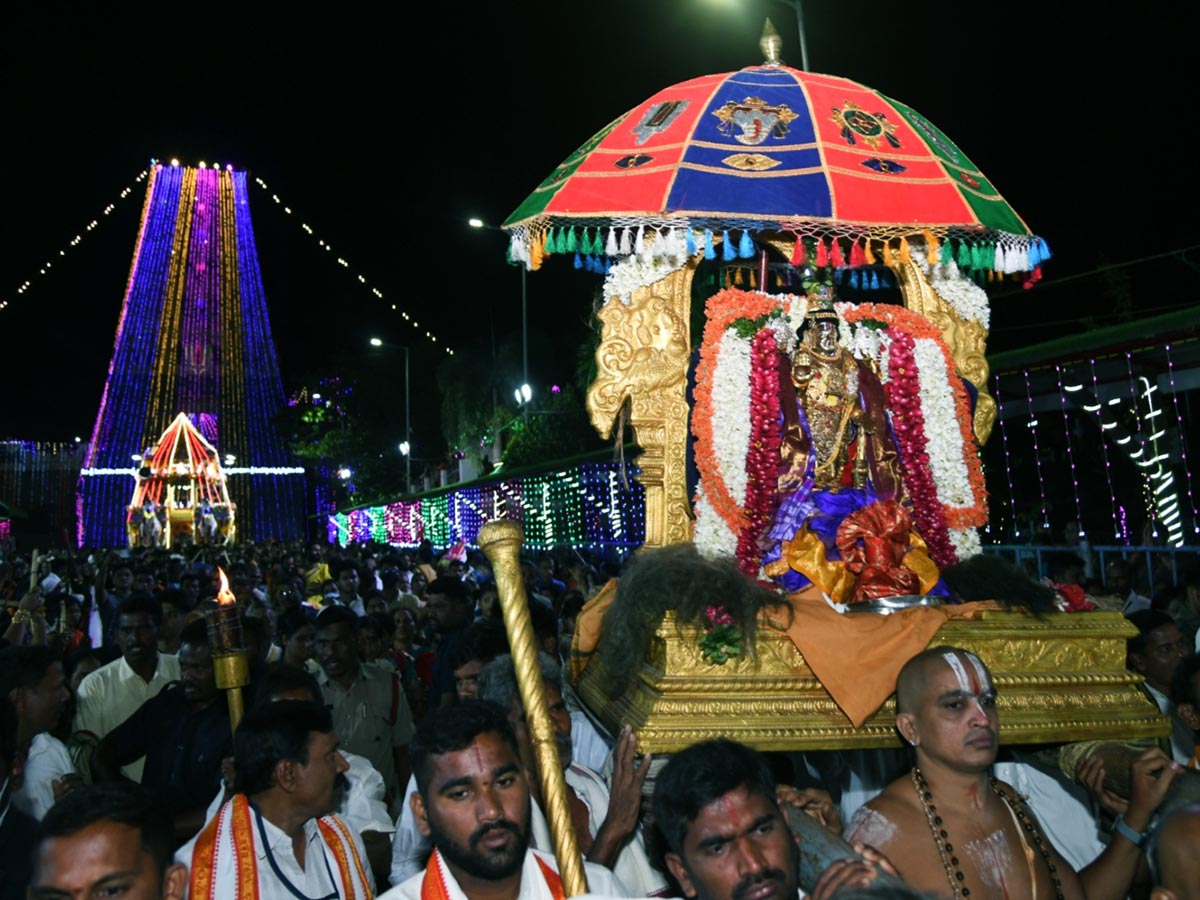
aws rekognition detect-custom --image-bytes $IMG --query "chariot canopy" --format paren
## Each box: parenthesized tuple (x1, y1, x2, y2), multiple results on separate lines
(127, 411, 236, 548)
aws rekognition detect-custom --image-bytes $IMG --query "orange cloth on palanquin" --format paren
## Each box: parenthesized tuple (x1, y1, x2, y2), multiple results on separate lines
(779, 590, 1004, 727)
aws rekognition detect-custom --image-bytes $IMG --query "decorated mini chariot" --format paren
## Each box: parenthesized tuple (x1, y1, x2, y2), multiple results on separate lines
(127, 411, 236, 548)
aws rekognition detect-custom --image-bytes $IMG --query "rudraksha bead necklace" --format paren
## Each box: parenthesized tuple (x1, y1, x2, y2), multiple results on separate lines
(911, 767, 1064, 900)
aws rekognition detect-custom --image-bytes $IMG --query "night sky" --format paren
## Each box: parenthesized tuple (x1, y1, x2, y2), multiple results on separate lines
(4, 2, 1198, 452)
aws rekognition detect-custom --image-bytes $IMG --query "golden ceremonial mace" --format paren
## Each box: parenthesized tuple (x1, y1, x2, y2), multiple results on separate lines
(205, 567, 251, 731)
(478, 520, 588, 897)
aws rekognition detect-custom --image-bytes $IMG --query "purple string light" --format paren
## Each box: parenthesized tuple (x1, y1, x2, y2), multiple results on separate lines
(1023, 368, 1051, 531)
(1090, 358, 1121, 540)
(1125, 352, 1155, 540)
(993, 375, 1021, 539)
(1164, 343, 1199, 534)
(1056, 363, 1086, 537)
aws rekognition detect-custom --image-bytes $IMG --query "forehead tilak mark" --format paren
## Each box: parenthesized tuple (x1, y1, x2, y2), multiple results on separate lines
(721, 795, 743, 829)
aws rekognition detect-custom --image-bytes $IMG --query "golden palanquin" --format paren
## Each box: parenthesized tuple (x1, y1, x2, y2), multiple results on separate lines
(578, 247, 1168, 750)
(575, 609, 1163, 753)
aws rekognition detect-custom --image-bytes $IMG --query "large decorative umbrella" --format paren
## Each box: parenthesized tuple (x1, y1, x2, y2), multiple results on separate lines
(503, 26, 1049, 278)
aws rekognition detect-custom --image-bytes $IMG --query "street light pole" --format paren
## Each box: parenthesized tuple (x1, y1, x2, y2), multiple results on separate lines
(403, 344, 411, 494)
(470, 217, 530, 423)
(521, 265, 528, 423)
(372, 337, 413, 495)
(771, 0, 809, 71)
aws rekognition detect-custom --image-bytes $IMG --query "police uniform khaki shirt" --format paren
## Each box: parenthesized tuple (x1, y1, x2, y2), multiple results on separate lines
(315, 660, 414, 801)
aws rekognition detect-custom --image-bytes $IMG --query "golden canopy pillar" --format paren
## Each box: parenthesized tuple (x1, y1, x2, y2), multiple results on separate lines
(586, 258, 700, 548)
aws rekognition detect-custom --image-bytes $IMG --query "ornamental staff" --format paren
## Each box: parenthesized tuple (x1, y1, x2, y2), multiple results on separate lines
(478, 519, 588, 897)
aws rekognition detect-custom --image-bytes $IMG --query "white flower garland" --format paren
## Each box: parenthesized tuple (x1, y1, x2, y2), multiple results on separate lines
(906, 244, 990, 328)
(602, 228, 690, 305)
(949, 527, 982, 560)
(693, 484, 739, 559)
(711, 331, 753, 506)
(931, 261, 990, 329)
(913, 338, 976, 509)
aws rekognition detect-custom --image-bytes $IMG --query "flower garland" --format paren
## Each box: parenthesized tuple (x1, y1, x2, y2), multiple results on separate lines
(601, 230, 689, 305)
(931, 262, 991, 328)
(949, 527, 981, 560)
(1051, 582, 1096, 613)
(713, 332, 753, 507)
(698, 604, 741, 664)
(842, 303, 987, 529)
(693, 289, 794, 539)
(883, 329, 956, 568)
(913, 338, 982, 524)
(908, 245, 991, 328)
(734, 329, 782, 576)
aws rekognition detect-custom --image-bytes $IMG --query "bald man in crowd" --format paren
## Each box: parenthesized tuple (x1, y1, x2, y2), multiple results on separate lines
(845, 646, 1181, 900)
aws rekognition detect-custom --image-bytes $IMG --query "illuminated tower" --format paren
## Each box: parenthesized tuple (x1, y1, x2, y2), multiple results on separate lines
(78, 161, 305, 547)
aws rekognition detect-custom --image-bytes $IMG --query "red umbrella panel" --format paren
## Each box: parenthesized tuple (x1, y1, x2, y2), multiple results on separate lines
(504, 63, 1048, 279)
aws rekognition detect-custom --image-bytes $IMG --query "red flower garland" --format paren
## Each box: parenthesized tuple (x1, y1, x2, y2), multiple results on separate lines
(735, 329, 782, 576)
(885, 331, 956, 568)
(842, 303, 987, 529)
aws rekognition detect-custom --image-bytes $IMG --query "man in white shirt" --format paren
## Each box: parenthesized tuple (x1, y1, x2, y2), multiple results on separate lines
(176, 699, 374, 899)
(200, 662, 396, 886)
(379, 698, 627, 900)
(72, 593, 180, 782)
(0, 645, 74, 820)
(480, 652, 666, 897)
(328, 559, 368, 616)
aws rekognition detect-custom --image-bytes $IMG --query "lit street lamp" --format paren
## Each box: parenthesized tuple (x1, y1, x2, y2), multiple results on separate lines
(470, 217, 529, 421)
(369, 337, 412, 495)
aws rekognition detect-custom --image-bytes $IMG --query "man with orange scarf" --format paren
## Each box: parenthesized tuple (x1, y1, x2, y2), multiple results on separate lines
(176, 699, 374, 899)
(379, 699, 626, 900)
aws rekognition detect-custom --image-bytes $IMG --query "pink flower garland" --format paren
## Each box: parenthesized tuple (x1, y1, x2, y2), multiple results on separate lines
(735, 329, 782, 576)
(885, 331, 956, 568)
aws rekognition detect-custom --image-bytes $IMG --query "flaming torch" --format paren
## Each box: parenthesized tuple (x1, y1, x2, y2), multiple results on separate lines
(205, 567, 250, 731)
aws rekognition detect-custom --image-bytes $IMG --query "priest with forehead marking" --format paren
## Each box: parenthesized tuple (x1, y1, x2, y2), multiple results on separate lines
(845, 646, 1182, 900)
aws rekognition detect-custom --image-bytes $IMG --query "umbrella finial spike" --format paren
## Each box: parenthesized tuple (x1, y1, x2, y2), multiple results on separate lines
(760, 18, 783, 66)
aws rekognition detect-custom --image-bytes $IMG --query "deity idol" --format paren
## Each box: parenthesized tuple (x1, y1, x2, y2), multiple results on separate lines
(761, 299, 939, 603)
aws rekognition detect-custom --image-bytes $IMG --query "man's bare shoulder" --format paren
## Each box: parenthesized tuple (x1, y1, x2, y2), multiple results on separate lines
(866, 776, 922, 819)
(844, 777, 922, 849)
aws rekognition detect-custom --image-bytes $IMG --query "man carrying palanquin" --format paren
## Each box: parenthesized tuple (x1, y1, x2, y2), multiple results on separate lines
(845, 646, 1181, 900)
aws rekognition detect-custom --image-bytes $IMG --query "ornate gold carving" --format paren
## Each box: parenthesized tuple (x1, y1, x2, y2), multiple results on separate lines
(586, 264, 698, 547)
(575, 610, 1168, 754)
(894, 260, 995, 444)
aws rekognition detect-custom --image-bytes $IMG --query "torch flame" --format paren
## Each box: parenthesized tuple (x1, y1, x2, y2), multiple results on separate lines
(216, 567, 236, 606)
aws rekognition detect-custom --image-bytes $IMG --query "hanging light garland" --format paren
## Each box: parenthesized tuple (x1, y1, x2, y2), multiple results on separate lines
(1088, 358, 1122, 540)
(4, 162, 454, 360)
(2, 169, 150, 311)
(1123, 352, 1157, 540)
(1022, 368, 1052, 532)
(1164, 343, 1200, 536)
(1056, 364, 1086, 538)
(992, 376, 1021, 540)
(251, 176, 453, 356)
(330, 460, 646, 551)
